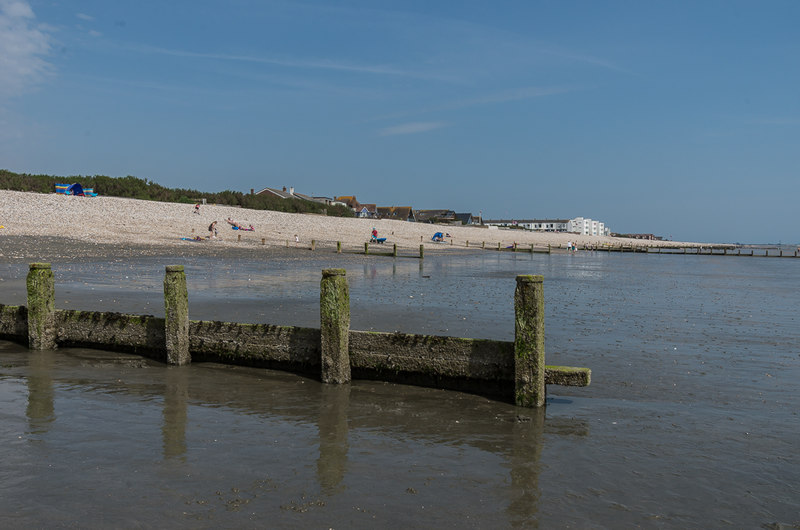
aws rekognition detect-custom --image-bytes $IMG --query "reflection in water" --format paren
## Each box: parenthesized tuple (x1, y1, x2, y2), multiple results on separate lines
(11, 344, 593, 526)
(26, 351, 55, 435)
(162, 366, 189, 460)
(509, 408, 545, 528)
(316, 384, 350, 495)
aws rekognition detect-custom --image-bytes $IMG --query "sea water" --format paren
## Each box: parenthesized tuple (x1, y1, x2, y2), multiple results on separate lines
(0, 249, 797, 527)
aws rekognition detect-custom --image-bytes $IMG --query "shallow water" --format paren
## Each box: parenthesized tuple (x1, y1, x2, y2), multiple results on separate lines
(0, 248, 798, 527)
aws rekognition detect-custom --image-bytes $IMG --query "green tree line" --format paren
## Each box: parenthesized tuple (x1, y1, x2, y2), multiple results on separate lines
(0, 169, 354, 217)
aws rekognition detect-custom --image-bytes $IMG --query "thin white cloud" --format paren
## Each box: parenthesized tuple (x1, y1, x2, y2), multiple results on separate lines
(367, 85, 574, 123)
(76, 13, 94, 21)
(443, 85, 574, 109)
(379, 121, 447, 136)
(89, 29, 102, 37)
(0, 0, 52, 100)
(127, 43, 452, 81)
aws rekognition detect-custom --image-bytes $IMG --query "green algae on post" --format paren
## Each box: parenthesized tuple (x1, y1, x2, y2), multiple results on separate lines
(164, 265, 190, 365)
(514, 274, 545, 407)
(320, 268, 351, 384)
(26, 262, 56, 350)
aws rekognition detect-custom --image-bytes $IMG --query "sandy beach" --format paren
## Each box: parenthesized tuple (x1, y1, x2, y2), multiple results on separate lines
(0, 190, 701, 254)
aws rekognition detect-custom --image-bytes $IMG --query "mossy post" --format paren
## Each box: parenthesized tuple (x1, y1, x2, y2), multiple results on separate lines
(27, 263, 56, 350)
(393, 243, 397, 257)
(320, 269, 351, 384)
(164, 265, 190, 366)
(311, 239, 316, 251)
(364, 242, 369, 255)
(419, 244, 424, 259)
(514, 275, 545, 407)
(337, 241, 342, 253)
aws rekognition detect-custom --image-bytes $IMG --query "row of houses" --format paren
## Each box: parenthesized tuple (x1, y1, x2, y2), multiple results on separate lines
(255, 186, 609, 234)
(255, 187, 477, 225)
(483, 217, 611, 236)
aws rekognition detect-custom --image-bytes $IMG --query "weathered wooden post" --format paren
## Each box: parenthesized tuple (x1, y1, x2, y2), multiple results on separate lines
(337, 241, 342, 253)
(320, 269, 350, 384)
(364, 242, 369, 255)
(497, 242, 501, 251)
(164, 265, 190, 365)
(530, 244, 534, 253)
(514, 275, 545, 407)
(548, 244, 552, 254)
(393, 243, 397, 257)
(482, 241, 485, 249)
(237, 234, 241, 242)
(261, 238, 265, 245)
(419, 244, 424, 259)
(26, 263, 56, 350)
(311, 239, 316, 251)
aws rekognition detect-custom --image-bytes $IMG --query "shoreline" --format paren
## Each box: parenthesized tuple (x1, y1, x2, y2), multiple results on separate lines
(0, 190, 711, 254)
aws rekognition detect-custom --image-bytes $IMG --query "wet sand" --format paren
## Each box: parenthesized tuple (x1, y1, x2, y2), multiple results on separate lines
(0, 236, 798, 527)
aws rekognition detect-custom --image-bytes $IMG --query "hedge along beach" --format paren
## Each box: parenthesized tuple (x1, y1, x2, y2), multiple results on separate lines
(0, 190, 705, 252)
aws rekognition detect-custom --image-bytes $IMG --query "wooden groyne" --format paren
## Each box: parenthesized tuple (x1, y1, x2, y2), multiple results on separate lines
(0, 263, 590, 407)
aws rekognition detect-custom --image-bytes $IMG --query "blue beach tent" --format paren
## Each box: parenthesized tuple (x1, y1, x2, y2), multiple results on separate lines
(66, 183, 85, 196)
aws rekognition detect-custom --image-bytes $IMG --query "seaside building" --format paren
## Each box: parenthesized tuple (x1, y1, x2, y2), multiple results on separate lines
(376, 206, 416, 222)
(568, 217, 610, 236)
(483, 219, 570, 232)
(415, 209, 457, 223)
(334, 196, 379, 218)
(255, 186, 335, 206)
(483, 217, 611, 235)
(454, 213, 475, 225)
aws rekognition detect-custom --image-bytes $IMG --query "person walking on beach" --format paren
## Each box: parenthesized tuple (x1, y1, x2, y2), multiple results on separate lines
(209, 221, 218, 239)
(294, 234, 299, 246)
(194, 203, 200, 215)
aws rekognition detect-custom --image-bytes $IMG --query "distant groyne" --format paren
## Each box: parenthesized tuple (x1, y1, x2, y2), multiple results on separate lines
(0, 263, 590, 407)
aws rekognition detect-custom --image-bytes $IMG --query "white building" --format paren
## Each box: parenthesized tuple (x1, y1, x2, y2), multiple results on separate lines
(568, 217, 610, 236)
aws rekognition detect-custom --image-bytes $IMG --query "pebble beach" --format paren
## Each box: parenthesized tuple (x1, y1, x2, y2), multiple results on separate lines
(0, 190, 700, 254)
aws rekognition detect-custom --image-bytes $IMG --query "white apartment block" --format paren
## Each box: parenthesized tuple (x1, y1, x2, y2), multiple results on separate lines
(568, 217, 610, 236)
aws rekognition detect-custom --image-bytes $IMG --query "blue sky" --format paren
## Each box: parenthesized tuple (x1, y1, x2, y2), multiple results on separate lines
(1, 0, 798, 243)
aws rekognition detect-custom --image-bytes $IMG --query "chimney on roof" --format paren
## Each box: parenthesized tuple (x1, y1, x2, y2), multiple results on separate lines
(250, 188, 254, 195)
(289, 187, 294, 195)
(282, 186, 286, 192)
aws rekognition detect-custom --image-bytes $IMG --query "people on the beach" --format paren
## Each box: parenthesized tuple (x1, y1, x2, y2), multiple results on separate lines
(194, 203, 200, 215)
(226, 217, 254, 230)
(294, 234, 299, 246)
(208, 221, 218, 238)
